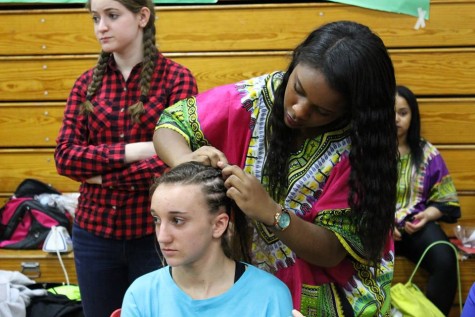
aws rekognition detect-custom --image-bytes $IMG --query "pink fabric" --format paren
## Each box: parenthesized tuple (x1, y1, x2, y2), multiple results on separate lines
(304, 157, 352, 221)
(32, 209, 60, 227)
(276, 158, 356, 308)
(196, 85, 252, 167)
(0, 198, 31, 246)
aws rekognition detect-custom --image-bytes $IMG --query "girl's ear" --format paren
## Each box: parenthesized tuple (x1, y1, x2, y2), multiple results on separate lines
(212, 213, 229, 239)
(138, 7, 151, 28)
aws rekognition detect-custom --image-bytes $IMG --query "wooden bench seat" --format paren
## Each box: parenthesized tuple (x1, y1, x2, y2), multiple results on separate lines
(1, 98, 474, 146)
(419, 98, 475, 144)
(1, 48, 475, 100)
(0, 249, 77, 284)
(0, 1, 474, 55)
(1, 147, 474, 235)
(0, 2, 474, 315)
(0, 102, 64, 147)
(0, 147, 474, 190)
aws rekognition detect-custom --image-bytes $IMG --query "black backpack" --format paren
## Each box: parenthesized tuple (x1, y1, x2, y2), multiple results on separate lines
(0, 179, 71, 249)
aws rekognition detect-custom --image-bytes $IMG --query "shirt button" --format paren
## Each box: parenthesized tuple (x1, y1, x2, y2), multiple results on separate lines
(120, 108, 125, 112)
(130, 186, 135, 190)
(120, 133, 124, 138)
(112, 206, 116, 210)
(123, 87, 127, 92)
(109, 186, 113, 189)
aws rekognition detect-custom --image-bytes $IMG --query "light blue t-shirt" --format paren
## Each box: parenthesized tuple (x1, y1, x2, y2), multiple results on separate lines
(122, 263, 293, 317)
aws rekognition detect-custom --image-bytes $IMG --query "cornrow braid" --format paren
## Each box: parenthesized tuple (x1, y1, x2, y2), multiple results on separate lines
(151, 162, 251, 262)
(80, 51, 111, 114)
(129, 27, 158, 123)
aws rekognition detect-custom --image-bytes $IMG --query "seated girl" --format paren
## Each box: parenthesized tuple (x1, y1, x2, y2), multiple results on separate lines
(121, 161, 293, 316)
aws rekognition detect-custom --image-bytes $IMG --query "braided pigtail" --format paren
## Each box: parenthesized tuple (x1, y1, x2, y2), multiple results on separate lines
(228, 201, 252, 263)
(80, 51, 111, 114)
(129, 23, 157, 123)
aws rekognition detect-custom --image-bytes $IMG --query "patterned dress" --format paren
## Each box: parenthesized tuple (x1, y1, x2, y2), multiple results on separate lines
(156, 72, 394, 316)
(395, 140, 460, 227)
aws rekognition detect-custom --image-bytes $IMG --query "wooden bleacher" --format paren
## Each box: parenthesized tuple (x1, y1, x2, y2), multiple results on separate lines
(0, 1, 474, 315)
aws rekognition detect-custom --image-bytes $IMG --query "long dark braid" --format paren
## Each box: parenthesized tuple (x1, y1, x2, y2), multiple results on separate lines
(129, 12, 158, 123)
(150, 162, 252, 262)
(264, 69, 295, 201)
(83, 0, 158, 123)
(266, 21, 397, 267)
(81, 51, 111, 114)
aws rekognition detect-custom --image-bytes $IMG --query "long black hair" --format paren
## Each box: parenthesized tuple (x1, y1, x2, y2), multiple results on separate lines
(150, 161, 251, 263)
(265, 21, 398, 266)
(397, 85, 425, 168)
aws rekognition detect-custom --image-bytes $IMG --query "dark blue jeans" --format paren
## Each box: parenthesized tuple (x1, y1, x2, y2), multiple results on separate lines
(72, 224, 162, 317)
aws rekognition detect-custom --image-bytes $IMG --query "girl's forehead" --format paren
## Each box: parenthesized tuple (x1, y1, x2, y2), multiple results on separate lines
(152, 184, 206, 207)
(91, 0, 126, 11)
(395, 95, 409, 107)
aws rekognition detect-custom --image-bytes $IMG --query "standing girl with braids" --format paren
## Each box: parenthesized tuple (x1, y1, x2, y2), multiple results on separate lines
(154, 21, 398, 316)
(121, 161, 293, 316)
(54, 0, 197, 315)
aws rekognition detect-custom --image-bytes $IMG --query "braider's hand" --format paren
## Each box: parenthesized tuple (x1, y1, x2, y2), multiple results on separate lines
(180, 146, 228, 168)
(218, 162, 277, 226)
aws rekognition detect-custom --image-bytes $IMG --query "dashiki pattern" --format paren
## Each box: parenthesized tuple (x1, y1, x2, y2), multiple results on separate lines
(156, 72, 394, 316)
(395, 140, 460, 227)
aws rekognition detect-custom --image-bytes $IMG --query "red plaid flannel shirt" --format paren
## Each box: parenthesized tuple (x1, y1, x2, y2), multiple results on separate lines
(55, 53, 197, 239)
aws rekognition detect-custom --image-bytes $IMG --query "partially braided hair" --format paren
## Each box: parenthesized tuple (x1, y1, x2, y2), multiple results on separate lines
(83, 0, 158, 123)
(150, 162, 252, 263)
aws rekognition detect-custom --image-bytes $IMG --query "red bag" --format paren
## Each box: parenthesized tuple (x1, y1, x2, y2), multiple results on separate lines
(0, 179, 71, 249)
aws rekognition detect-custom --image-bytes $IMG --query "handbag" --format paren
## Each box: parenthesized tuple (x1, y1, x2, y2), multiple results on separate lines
(391, 240, 462, 317)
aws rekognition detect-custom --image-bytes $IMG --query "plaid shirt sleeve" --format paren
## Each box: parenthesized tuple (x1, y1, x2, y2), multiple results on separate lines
(168, 64, 198, 104)
(54, 71, 126, 182)
(100, 156, 167, 190)
(100, 58, 197, 190)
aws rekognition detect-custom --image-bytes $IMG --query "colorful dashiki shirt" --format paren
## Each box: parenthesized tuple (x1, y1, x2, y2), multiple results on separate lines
(156, 72, 394, 316)
(395, 140, 460, 227)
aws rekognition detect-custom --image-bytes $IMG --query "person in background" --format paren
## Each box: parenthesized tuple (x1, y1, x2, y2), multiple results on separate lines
(154, 21, 398, 316)
(121, 161, 293, 316)
(394, 85, 461, 315)
(54, 0, 197, 315)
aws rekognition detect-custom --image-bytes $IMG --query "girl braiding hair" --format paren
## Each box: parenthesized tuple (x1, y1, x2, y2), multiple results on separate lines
(153, 20, 395, 315)
(265, 21, 397, 267)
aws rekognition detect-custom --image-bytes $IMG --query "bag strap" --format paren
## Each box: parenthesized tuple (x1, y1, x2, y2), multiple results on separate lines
(14, 178, 61, 198)
(407, 240, 462, 314)
(1, 198, 30, 239)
